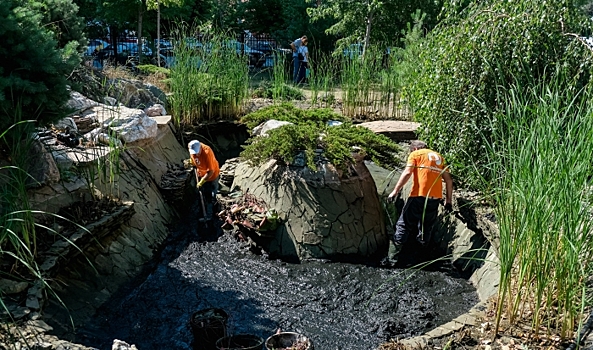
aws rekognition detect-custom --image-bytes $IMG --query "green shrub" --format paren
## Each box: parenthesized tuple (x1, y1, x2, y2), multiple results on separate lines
(0, 0, 80, 131)
(137, 64, 171, 76)
(240, 116, 401, 171)
(28, 0, 86, 51)
(240, 102, 347, 130)
(252, 81, 304, 101)
(408, 0, 593, 187)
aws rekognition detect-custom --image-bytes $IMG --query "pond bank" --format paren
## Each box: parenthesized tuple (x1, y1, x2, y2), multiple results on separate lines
(4, 114, 499, 350)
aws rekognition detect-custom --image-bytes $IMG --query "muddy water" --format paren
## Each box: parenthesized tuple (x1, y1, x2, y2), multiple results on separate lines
(77, 201, 478, 350)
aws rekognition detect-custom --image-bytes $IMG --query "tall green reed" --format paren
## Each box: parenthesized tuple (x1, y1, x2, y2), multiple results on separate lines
(483, 76, 593, 338)
(337, 45, 411, 120)
(169, 24, 249, 127)
(271, 52, 288, 101)
(0, 119, 38, 260)
(308, 53, 336, 108)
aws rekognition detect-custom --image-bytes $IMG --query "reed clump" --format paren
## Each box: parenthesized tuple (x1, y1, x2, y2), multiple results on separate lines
(484, 75, 593, 339)
(169, 26, 249, 126)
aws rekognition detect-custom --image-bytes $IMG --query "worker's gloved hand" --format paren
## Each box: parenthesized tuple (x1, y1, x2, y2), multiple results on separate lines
(197, 179, 206, 188)
(444, 203, 453, 213)
(387, 192, 397, 202)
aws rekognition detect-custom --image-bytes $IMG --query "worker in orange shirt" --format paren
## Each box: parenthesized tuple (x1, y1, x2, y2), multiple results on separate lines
(188, 140, 220, 221)
(385, 140, 453, 265)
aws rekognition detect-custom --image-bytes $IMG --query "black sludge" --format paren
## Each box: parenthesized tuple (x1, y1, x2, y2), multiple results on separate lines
(78, 214, 478, 350)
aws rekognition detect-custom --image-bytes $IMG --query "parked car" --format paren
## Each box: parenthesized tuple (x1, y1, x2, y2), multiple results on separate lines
(97, 43, 153, 61)
(224, 40, 265, 67)
(246, 41, 275, 55)
(154, 39, 173, 50)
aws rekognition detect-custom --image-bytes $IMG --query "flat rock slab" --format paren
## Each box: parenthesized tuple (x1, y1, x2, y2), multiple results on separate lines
(357, 121, 420, 141)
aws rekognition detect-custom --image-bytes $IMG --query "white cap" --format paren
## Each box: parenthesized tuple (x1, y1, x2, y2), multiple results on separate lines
(188, 140, 201, 155)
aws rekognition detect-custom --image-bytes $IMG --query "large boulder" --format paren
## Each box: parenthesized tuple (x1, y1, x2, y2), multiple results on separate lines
(25, 140, 60, 187)
(87, 105, 158, 144)
(107, 78, 163, 109)
(252, 119, 292, 137)
(231, 154, 387, 262)
(66, 91, 99, 115)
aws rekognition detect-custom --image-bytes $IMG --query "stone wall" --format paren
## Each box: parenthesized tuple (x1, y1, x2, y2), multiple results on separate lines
(39, 117, 188, 339)
(231, 155, 388, 262)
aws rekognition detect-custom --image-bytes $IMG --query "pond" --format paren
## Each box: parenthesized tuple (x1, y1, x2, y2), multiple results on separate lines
(73, 199, 478, 350)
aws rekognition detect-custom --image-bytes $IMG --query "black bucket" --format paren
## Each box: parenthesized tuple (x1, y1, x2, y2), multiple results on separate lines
(264, 332, 313, 350)
(215, 334, 264, 350)
(190, 308, 228, 350)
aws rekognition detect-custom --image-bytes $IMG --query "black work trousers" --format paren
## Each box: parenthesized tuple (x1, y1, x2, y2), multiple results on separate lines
(393, 196, 440, 246)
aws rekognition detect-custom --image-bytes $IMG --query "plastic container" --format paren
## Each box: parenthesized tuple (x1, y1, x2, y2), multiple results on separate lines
(216, 334, 264, 350)
(265, 332, 313, 350)
(190, 308, 228, 350)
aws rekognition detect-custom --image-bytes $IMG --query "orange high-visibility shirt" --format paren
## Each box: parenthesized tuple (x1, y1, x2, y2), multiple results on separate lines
(407, 149, 448, 199)
(191, 144, 220, 181)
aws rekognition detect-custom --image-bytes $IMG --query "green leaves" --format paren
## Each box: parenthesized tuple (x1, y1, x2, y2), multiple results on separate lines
(407, 0, 593, 187)
(0, 0, 80, 130)
(240, 104, 401, 172)
(307, 0, 441, 52)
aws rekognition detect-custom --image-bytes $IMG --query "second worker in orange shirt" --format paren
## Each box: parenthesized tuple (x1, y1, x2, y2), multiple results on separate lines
(385, 140, 453, 265)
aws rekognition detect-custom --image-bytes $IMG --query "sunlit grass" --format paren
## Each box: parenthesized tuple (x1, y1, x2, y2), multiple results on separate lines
(483, 75, 593, 338)
(168, 25, 249, 127)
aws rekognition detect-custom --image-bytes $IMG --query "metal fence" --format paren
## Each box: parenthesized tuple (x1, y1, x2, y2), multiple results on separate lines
(84, 31, 291, 70)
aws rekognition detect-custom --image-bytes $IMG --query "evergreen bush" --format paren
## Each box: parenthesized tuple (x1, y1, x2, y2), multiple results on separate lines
(0, 0, 81, 131)
(240, 102, 347, 130)
(240, 105, 401, 171)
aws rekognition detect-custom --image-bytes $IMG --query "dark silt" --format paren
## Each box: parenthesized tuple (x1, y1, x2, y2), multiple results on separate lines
(77, 205, 479, 350)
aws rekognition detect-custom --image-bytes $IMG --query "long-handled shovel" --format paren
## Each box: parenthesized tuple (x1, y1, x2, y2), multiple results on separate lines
(198, 187, 209, 228)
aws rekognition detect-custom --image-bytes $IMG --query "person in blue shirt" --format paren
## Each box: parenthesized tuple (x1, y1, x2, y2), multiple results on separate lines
(290, 35, 307, 83)
(296, 42, 309, 84)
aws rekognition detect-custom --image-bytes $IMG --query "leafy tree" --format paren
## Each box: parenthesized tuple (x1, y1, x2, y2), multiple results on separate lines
(407, 0, 593, 187)
(236, 0, 336, 54)
(307, 0, 442, 55)
(0, 0, 78, 131)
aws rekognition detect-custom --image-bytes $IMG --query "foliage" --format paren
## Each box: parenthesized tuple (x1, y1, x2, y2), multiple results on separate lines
(240, 103, 346, 130)
(241, 122, 401, 171)
(482, 76, 593, 339)
(28, 0, 86, 51)
(168, 25, 249, 125)
(240, 105, 400, 171)
(239, 0, 337, 53)
(137, 64, 171, 76)
(0, 0, 79, 132)
(252, 81, 304, 101)
(407, 0, 593, 187)
(307, 0, 441, 52)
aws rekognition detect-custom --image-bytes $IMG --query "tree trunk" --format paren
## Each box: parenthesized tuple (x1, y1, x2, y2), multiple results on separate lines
(138, 4, 144, 63)
(157, 0, 161, 67)
(362, 9, 373, 61)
